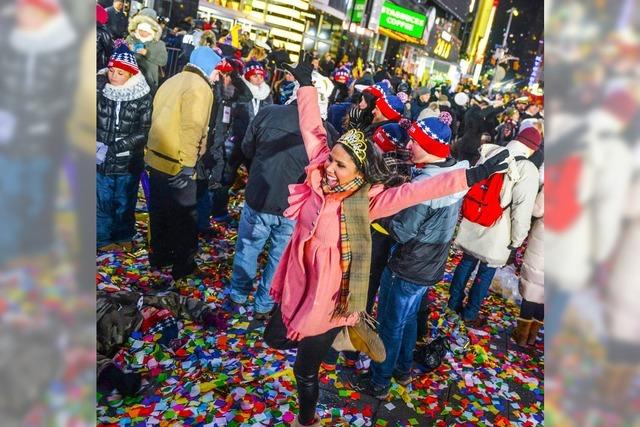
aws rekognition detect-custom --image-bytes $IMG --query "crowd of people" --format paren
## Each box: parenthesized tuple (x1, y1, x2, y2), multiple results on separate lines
(95, 4, 545, 425)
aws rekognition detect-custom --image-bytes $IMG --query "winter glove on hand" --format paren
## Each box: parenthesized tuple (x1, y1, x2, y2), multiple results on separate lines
(268, 49, 291, 68)
(465, 150, 509, 186)
(283, 53, 314, 87)
(167, 167, 195, 189)
(202, 311, 228, 332)
(96, 142, 108, 165)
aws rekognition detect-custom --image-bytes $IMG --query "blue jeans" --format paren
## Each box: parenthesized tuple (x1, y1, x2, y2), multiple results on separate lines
(229, 204, 295, 313)
(448, 252, 497, 321)
(370, 267, 428, 388)
(97, 173, 140, 247)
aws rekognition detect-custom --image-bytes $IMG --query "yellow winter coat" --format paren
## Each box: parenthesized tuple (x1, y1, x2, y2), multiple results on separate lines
(145, 67, 214, 175)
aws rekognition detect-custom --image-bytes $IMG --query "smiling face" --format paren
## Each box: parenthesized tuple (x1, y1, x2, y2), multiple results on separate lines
(323, 144, 362, 187)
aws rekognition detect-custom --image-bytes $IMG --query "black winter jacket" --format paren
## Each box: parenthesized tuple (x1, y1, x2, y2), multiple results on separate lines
(97, 73, 152, 175)
(97, 24, 113, 71)
(241, 102, 337, 215)
(106, 7, 128, 39)
(387, 160, 469, 286)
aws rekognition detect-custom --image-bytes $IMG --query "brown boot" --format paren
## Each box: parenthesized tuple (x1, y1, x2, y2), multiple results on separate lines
(511, 318, 533, 347)
(348, 317, 386, 363)
(527, 320, 543, 346)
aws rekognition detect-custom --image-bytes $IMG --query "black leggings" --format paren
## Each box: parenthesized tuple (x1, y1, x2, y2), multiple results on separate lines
(520, 299, 544, 321)
(264, 306, 341, 424)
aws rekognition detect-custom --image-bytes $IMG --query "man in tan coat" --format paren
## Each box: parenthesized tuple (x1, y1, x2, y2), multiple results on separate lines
(145, 46, 220, 280)
(448, 127, 542, 328)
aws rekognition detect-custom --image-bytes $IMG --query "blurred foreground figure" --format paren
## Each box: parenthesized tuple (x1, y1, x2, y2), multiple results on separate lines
(0, 0, 76, 267)
(545, 0, 640, 423)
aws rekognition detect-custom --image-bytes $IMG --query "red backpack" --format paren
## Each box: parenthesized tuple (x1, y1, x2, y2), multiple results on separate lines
(462, 173, 506, 227)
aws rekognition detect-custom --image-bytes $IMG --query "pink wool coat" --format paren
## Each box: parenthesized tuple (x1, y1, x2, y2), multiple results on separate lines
(269, 87, 469, 340)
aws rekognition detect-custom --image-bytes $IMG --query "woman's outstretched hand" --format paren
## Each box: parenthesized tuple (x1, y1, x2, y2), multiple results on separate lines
(465, 150, 510, 186)
(283, 53, 314, 87)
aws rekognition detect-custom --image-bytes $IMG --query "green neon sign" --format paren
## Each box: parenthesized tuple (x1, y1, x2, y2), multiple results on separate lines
(350, 0, 365, 23)
(349, 0, 426, 39)
(379, 1, 426, 38)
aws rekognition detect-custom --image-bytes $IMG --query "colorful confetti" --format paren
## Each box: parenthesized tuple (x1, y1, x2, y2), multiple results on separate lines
(96, 184, 544, 425)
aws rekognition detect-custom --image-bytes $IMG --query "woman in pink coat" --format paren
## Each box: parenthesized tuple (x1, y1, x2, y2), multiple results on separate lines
(263, 58, 509, 426)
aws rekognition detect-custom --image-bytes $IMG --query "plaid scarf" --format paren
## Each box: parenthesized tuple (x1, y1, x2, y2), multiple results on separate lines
(323, 176, 372, 319)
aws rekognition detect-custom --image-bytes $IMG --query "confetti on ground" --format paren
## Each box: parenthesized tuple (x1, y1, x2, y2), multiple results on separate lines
(96, 181, 544, 426)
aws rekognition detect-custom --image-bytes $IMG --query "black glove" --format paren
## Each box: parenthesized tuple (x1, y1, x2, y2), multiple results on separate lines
(268, 49, 291, 68)
(168, 167, 195, 189)
(282, 53, 314, 87)
(507, 245, 518, 264)
(465, 150, 509, 186)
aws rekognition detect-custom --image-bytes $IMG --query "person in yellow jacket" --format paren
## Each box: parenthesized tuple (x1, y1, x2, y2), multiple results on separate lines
(145, 46, 221, 280)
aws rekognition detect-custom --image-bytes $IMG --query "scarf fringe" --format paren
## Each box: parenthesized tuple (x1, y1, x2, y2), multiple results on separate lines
(330, 290, 351, 320)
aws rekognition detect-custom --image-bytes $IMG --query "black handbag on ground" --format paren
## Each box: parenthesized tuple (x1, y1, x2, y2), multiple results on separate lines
(415, 335, 450, 372)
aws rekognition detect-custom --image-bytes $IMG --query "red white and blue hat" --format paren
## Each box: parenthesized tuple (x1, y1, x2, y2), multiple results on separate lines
(108, 44, 139, 75)
(372, 122, 409, 153)
(244, 60, 266, 79)
(333, 66, 351, 84)
(408, 112, 453, 158)
(375, 93, 405, 122)
(364, 80, 392, 99)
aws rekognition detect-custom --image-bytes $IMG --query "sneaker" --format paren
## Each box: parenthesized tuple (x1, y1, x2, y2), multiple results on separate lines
(344, 371, 390, 400)
(347, 318, 386, 363)
(392, 371, 412, 386)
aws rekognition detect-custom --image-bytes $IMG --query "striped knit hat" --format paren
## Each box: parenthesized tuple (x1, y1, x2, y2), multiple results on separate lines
(244, 60, 266, 79)
(108, 44, 140, 75)
(215, 59, 234, 73)
(372, 121, 409, 153)
(408, 112, 453, 158)
(333, 66, 351, 84)
(364, 80, 392, 99)
(375, 93, 405, 121)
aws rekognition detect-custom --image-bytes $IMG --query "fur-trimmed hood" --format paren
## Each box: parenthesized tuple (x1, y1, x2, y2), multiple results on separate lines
(127, 14, 162, 42)
(98, 69, 151, 102)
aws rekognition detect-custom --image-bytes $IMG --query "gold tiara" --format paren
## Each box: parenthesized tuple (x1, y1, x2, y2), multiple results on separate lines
(338, 129, 367, 164)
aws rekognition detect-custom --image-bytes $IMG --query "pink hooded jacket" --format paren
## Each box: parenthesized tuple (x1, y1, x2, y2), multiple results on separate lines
(269, 87, 469, 340)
